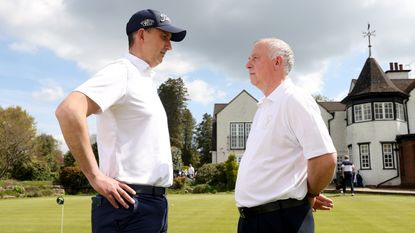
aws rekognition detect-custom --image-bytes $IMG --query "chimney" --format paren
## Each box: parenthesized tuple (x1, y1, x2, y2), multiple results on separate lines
(385, 61, 410, 79)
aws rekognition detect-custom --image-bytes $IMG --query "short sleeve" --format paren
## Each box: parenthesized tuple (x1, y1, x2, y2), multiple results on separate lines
(75, 60, 128, 112)
(286, 92, 336, 159)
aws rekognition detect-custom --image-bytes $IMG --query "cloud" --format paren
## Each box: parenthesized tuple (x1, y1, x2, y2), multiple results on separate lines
(32, 86, 64, 101)
(1, 0, 415, 83)
(9, 41, 38, 53)
(186, 79, 226, 105)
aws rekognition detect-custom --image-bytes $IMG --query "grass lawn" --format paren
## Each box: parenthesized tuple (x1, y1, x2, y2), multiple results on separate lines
(0, 193, 414, 233)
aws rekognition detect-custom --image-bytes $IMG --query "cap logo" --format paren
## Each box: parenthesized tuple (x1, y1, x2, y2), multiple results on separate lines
(159, 13, 171, 23)
(140, 19, 155, 27)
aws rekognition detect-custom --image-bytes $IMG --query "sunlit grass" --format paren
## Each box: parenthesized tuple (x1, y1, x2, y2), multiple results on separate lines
(0, 193, 414, 233)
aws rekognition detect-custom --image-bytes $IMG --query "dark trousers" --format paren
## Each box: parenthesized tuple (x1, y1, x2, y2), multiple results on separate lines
(91, 193, 168, 233)
(343, 172, 354, 193)
(238, 202, 314, 233)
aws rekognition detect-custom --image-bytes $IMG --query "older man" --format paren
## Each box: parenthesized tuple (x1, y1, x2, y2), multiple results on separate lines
(235, 38, 337, 233)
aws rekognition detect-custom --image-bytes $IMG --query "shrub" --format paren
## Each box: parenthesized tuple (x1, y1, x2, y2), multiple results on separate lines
(171, 176, 186, 190)
(192, 184, 215, 193)
(13, 185, 25, 194)
(225, 154, 239, 191)
(59, 166, 91, 194)
(195, 163, 227, 188)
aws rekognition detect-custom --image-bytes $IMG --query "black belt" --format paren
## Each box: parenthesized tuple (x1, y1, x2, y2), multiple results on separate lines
(128, 184, 166, 196)
(238, 198, 308, 218)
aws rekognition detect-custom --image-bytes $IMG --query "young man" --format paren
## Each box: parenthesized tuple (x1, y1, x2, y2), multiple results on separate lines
(235, 38, 337, 233)
(56, 9, 186, 233)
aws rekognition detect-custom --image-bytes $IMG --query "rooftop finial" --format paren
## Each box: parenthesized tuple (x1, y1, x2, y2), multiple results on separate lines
(363, 23, 376, 57)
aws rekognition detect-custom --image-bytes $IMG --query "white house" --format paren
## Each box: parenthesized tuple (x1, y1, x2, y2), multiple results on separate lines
(212, 57, 415, 187)
(211, 90, 258, 163)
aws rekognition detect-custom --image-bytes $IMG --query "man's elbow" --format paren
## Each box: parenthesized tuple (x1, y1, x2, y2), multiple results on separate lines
(326, 152, 337, 172)
(55, 102, 68, 123)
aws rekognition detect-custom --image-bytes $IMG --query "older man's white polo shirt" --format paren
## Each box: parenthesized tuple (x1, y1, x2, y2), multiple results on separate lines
(75, 53, 173, 187)
(235, 79, 336, 207)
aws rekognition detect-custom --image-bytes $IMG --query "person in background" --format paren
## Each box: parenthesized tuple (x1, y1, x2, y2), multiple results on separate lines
(235, 38, 337, 233)
(188, 163, 195, 179)
(342, 155, 355, 195)
(55, 9, 186, 233)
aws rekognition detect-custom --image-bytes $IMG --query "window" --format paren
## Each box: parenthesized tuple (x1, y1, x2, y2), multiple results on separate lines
(374, 102, 394, 120)
(336, 155, 343, 172)
(359, 143, 371, 169)
(347, 107, 353, 125)
(354, 103, 372, 122)
(230, 122, 251, 149)
(382, 143, 395, 169)
(396, 103, 405, 121)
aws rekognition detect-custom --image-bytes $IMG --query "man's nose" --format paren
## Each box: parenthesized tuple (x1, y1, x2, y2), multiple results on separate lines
(166, 40, 172, 50)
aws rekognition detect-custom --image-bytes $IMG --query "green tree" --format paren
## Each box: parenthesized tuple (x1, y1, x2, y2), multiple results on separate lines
(195, 113, 213, 164)
(313, 94, 332, 102)
(33, 134, 63, 172)
(171, 146, 183, 172)
(225, 153, 238, 190)
(0, 106, 36, 179)
(158, 78, 188, 149)
(182, 108, 196, 165)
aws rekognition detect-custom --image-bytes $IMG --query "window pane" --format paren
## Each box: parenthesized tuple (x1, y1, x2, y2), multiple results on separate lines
(384, 103, 393, 119)
(396, 103, 405, 121)
(354, 105, 362, 122)
(363, 103, 372, 120)
(360, 144, 370, 169)
(383, 143, 394, 169)
(347, 107, 353, 124)
(374, 103, 383, 119)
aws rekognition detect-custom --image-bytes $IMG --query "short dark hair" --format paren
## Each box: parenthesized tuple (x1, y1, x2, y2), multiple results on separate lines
(128, 28, 155, 49)
(128, 31, 137, 48)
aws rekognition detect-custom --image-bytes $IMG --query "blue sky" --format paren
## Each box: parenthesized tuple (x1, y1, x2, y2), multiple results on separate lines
(1, 0, 414, 151)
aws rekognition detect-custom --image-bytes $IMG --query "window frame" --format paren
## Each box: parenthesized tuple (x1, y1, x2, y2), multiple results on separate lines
(358, 143, 371, 170)
(381, 142, 396, 169)
(230, 122, 252, 150)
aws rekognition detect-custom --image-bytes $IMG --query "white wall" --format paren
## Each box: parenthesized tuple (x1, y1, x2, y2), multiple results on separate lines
(346, 121, 407, 186)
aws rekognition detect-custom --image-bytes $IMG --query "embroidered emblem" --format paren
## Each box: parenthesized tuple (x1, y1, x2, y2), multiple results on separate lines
(159, 13, 171, 23)
(140, 19, 155, 27)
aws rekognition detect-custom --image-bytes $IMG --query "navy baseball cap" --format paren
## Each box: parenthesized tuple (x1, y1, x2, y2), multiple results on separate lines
(126, 9, 186, 42)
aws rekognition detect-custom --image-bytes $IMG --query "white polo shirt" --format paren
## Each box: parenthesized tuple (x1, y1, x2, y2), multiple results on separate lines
(75, 53, 173, 187)
(235, 79, 336, 207)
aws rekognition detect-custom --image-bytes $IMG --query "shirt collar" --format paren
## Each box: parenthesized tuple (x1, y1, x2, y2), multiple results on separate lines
(257, 78, 293, 106)
(124, 53, 155, 77)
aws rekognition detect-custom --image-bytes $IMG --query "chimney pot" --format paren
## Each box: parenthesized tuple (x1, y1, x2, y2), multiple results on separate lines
(399, 64, 403, 70)
(394, 62, 399, 71)
(389, 62, 394, 71)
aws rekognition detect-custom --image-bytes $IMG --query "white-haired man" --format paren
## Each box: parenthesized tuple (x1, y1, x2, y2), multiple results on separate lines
(235, 38, 337, 233)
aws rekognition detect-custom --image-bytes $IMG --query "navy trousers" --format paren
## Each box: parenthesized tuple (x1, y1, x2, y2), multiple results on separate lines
(91, 193, 168, 233)
(343, 172, 354, 194)
(238, 202, 314, 233)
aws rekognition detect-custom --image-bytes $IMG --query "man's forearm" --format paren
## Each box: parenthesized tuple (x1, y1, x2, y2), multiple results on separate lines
(307, 153, 337, 194)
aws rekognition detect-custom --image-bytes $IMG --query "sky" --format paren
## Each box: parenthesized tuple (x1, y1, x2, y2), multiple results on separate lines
(1, 0, 415, 151)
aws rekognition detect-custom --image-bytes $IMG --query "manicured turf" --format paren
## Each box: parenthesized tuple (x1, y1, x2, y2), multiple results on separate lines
(0, 193, 414, 233)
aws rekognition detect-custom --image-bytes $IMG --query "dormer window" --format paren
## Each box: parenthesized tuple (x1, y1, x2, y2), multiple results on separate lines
(374, 102, 393, 120)
(354, 103, 372, 122)
(396, 103, 405, 121)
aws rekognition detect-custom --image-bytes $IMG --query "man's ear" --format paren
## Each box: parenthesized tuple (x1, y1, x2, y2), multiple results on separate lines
(136, 28, 145, 42)
(274, 56, 283, 69)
